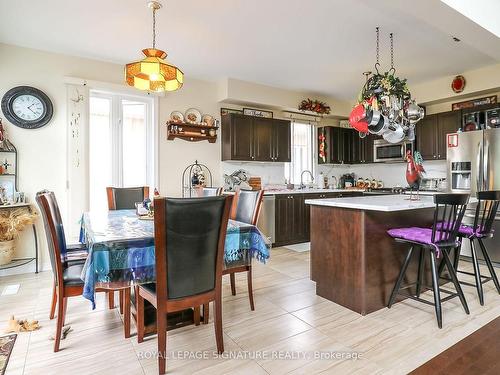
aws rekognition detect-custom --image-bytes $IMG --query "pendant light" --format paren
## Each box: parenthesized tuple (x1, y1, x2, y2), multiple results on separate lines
(125, 1, 183, 92)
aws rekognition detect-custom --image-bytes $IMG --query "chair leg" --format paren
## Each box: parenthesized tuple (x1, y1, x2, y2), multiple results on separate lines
(123, 288, 131, 339)
(430, 250, 443, 329)
(388, 246, 414, 308)
(119, 290, 124, 315)
(108, 290, 115, 309)
(49, 282, 57, 320)
(416, 247, 425, 298)
(62, 297, 68, 326)
(470, 239, 484, 305)
(229, 273, 236, 296)
(478, 238, 500, 294)
(194, 306, 201, 326)
(454, 242, 462, 271)
(136, 287, 145, 344)
(54, 293, 64, 352)
(157, 307, 168, 375)
(442, 249, 469, 314)
(203, 303, 209, 324)
(247, 266, 255, 311)
(214, 291, 224, 354)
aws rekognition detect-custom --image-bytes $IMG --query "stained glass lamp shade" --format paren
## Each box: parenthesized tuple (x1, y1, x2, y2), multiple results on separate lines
(125, 48, 183, 92)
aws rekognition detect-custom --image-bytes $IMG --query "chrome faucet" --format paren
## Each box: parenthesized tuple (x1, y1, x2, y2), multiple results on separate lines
(300, 170, 314, 189)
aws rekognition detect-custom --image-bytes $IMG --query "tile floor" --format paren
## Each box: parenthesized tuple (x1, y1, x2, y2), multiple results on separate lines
(1, 247, 499, 375)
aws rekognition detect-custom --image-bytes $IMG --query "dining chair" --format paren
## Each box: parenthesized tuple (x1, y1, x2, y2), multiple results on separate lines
(221, 189, 264, 312)
(449, 191, 500, 305)
(195, 186, 223, 197)
(106, 186, 149, 310)
(387, 193, 470, 328)
(106, 186, 150, 210)
(135, 196, 231, 374)
(36, 191, 132, 352)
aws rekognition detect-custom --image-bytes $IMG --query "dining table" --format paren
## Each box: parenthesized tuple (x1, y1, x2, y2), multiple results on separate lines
(79, 209, 271, 308)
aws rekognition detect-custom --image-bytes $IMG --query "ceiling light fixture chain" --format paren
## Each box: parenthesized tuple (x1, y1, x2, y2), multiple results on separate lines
(375, 26, 380, 74)
(389, 32, 395, 75)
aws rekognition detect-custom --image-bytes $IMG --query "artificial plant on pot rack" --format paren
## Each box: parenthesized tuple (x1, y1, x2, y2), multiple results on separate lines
(0, 208, 38, 265)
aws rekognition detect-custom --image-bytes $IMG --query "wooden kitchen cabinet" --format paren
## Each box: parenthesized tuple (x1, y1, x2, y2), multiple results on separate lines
(275, 194, 305, 246)
(416, 111, 460, 161)
(274, 191, 365, 246)
(436, 110, 461, 160)
(221, 114, 291, 162)
(318, 126, 375, 165)
(416, 114, 438, 160)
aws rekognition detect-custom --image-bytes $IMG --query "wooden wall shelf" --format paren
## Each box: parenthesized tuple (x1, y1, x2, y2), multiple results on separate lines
(167, 121, 218, 143)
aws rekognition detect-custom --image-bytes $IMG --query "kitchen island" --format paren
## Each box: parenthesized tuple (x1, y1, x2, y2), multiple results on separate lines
(305, 195, 437, 315)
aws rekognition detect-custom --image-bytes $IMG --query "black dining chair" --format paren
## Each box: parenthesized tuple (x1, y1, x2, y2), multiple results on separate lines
(36, 191, 132, 352)
(450, 191, 500, 305)
(222, 190, 264, 311)
(196, 187, 223, 197)
(106, 186, 150, 210)
(135, 196, 232, 375)
(387, 193, 470, 328)
(106, 186, 149, 310)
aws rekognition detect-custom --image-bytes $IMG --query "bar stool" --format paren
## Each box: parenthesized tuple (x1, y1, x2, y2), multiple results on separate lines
(450, 191, 500, 305)
(387, 194, 470, 328)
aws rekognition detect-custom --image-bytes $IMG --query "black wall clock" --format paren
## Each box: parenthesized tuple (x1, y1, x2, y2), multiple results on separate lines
(1, 86, 53, 129)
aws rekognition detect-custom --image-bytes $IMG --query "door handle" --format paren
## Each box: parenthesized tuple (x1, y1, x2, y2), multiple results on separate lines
(477, 141, 482, 192)
(484, 139, 489, 190)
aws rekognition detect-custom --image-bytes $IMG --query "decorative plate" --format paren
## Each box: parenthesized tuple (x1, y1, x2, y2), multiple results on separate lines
(170, 111, 184, 123)
(202, 114, 215, 127)
(185, 108, 202, 124)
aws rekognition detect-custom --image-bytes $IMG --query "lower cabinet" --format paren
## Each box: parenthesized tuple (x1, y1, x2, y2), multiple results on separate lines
(274, 192, 363, 246)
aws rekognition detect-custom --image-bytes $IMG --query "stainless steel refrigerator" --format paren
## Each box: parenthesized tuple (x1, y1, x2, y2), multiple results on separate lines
(447, 129, 500, 266)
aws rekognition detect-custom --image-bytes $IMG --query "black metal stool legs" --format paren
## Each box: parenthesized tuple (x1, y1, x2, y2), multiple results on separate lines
(416, 247, 425, 298)
(477, 238, 500, 294)
(388, 246, 414, 308)
(442, 249, 469, 315)
(470, 239, 485, 306)
(429, 250, 443, 329)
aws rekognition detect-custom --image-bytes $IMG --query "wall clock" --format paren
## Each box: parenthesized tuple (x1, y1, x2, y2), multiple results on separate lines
(1, 86, 53, 129)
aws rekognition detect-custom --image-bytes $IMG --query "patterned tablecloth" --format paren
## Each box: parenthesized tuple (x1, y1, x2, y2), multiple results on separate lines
(79, 210, 270, 307)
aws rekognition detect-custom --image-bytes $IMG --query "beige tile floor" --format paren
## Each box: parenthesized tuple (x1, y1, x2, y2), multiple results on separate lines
(1, 247, 500, 375)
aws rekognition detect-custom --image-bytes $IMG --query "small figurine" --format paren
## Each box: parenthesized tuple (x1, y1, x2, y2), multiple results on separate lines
(406, 150, 426, 200)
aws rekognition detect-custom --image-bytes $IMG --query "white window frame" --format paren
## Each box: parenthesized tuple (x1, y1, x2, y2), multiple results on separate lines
(285, 121, 315, 184)
(89, 89, 155, 190)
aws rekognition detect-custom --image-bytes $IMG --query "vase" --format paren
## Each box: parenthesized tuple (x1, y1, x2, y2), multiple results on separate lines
(0, 239, 15, 265)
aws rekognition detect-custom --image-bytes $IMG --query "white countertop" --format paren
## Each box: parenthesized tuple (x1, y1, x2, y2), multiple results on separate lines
(305, 194, 437, 212)
(263, 189, 364, 195)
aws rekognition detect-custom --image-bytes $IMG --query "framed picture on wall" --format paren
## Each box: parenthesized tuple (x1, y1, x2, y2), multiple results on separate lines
(220, 108, 243, 116)
(243, 108, 273, 118)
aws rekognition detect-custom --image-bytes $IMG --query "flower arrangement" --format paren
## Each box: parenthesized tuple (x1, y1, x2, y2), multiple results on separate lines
(298, 99, 331, 115)
(0, 208, 38, 242)
(357, 72, 410, 104)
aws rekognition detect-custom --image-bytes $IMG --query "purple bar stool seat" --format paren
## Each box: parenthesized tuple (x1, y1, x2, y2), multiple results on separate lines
(387, 193, 470, 329)
(447, 191, 500, 306)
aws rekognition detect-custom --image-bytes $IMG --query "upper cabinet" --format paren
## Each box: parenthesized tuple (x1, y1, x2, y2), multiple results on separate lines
(318, 126, 376, 165)
(221, 114, 291, 162)
(416, 110, 461, 160)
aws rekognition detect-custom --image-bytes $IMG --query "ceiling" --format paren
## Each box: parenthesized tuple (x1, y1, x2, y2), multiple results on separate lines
(1, 0, 499, 100)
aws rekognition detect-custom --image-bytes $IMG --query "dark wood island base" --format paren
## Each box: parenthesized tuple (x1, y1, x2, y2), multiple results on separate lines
(310, 205, 435, 315)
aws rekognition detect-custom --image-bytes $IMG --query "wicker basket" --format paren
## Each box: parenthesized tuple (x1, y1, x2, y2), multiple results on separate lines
(0, 240, 15, 265)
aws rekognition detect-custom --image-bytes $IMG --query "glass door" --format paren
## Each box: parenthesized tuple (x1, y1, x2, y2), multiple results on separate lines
(89, 91, 153, 211)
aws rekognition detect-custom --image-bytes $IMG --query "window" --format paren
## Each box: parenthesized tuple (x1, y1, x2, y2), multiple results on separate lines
(285, 121, 314, 184)
(89, 91, 154, 211)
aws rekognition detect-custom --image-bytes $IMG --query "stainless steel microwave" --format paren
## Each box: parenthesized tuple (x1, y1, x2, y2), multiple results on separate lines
(373, 139, 414, 162)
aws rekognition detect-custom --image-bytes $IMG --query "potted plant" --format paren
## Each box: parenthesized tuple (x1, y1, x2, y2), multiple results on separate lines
(0, 208, 38, 265)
